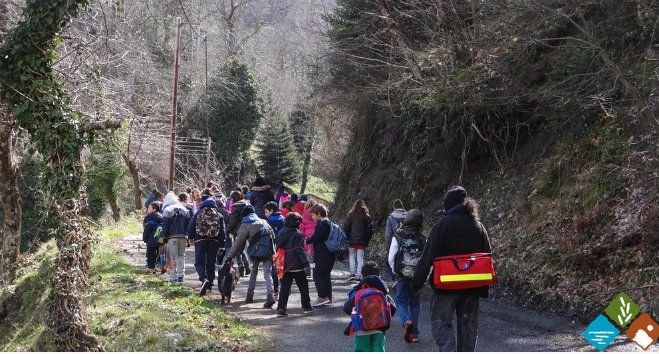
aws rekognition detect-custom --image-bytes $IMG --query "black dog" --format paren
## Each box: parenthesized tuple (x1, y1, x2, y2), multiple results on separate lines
(217, 261, 239, 305)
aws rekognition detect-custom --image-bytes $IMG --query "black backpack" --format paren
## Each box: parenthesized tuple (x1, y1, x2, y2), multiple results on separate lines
(394, 232, 423, 280)
(247, 225, 275, 260)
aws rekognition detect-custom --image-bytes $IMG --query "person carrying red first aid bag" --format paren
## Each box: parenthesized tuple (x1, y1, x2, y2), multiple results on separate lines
(433, 253, 496, 290)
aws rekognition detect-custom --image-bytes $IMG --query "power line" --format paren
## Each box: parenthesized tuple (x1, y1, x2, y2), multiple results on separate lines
(177, 0, 204, 39)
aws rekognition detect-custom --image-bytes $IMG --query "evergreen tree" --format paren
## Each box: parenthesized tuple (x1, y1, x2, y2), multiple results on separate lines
(182, 59, 264, 184)
(256, 117, 301, 184)
(288, 105, 315, 193)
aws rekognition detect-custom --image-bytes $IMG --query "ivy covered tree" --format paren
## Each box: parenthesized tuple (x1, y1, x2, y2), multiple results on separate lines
(0, 0, 118, 350)
(256, 117, 301, 184)
(87, 134, 126, 222)
(182, 59, 264, 185)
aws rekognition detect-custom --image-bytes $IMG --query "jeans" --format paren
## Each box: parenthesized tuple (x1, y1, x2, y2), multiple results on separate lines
(167, 238, 187, 281)
(146, 246, 159, 269)
(313, 254, 335, 299)
(194, 239, 220, 283)
(277, 271, 311, 310)
(247, 258, 274, 297)
(395, 281, 420, 335)
(430, 292, 480, 351)
(348, 247, 365, 277)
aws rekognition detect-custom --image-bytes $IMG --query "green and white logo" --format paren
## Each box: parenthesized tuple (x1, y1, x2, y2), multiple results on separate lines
(604, 292, 641, 329)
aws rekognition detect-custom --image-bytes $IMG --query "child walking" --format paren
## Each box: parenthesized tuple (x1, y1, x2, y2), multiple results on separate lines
(343, 261, 396, 352)
(274, 212, 314, 317)
(305, 204, 335, 306)
(388, 208, 426, 343)
(343, 200, 374, 281)
(142, 202, 162, 274)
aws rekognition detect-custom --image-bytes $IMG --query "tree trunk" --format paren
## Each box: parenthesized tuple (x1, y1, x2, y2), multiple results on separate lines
(108, 195, 121, 222)
(299, 140, 313, 195)
(127, 159, 142, 211)
(0, 101, 21, 287)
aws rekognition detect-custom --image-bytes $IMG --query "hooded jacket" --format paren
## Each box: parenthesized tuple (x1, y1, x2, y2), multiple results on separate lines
(227, 199, 248, 237)
(306, 219, 333, 258)
(411, 204, 491, 297)
(142, 212, 163, 248)
(187, 199, 226, 243)
(227, 214, 272, 259)
(385, 209, 407, 243)
(343, 214, 374, 247)
(249, 185, 275, 219)
(299, 208, 317, 239)
(266, 212, 285, 236)
(274, 226, 309, 272)
(161, 193, 191, 239)
(342, 275, 395, 316)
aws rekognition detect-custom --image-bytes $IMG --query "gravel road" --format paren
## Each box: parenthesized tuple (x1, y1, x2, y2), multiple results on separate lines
(118, 235, 655, 352)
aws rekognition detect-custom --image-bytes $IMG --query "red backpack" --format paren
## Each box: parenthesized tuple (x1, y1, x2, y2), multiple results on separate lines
(350, 285, 391, 333)
(433, 253, 496, 290)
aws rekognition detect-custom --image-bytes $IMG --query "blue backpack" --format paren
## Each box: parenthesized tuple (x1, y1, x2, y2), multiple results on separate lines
(325, 222, 348, 253)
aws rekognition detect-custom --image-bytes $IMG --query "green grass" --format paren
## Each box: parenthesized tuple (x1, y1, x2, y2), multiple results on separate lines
(289, 174, 337, 203)
(0, 218, 264, 351)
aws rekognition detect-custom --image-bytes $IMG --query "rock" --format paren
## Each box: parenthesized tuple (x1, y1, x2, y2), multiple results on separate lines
(164, 332, 183, 342)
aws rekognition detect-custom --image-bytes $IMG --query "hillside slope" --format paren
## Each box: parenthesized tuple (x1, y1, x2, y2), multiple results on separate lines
(327, 1, 659, 320)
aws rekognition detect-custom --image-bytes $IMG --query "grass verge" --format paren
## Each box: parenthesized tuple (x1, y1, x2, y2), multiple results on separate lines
(0, 217, 265, 351)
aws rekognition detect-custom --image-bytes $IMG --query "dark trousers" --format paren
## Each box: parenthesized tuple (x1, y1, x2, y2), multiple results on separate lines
(277, 271, 311, 310)
(272, 267, 279, 293)
(146, 246, 159, 269)
(194, 239, 220, 283)
(430, 292, 480, 352)
(313, 254, 335, 299)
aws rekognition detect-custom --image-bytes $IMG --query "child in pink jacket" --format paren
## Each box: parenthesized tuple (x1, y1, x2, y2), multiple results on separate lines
(299, 199, 318, 258)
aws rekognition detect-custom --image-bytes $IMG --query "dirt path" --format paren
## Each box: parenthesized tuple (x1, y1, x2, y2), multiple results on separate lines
(117, 234, 653, 352)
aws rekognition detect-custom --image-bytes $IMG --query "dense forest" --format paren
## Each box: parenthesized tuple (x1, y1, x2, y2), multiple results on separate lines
(0, 0, 657, 351)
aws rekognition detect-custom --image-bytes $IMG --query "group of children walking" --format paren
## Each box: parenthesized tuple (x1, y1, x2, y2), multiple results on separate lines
(142, 181, 493, 352)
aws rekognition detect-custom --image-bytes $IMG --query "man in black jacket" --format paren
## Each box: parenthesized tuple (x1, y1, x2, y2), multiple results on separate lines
(411, 186, 492, 352)
(227, 191, 251, 276)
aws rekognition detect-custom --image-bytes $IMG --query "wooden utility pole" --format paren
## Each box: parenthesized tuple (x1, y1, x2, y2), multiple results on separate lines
(168, 17, 182, 191)
(205, 137, 211, 184)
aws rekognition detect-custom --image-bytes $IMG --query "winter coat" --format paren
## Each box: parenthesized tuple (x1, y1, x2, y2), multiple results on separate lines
(306, 219, 333, 258)
(187, 199, 226, 243)
(161, 196, 191, 240)
(227, 200, 248, 237)
(299, 208, 317, 238)
(249, 185, 275, 219)
(411, 204, 492, 297)
(227, 214, 272, 259)
(274, 227, 309, 272)
(343, 215, 374, 247)
(142, 212, 163, 248)
(276, 192, 291, 209)
(266, 212, 285, 236)
(384, 209, 407, 244)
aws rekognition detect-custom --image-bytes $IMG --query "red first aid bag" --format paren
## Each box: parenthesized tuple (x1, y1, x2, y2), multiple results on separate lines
(433, 253, 496, 290)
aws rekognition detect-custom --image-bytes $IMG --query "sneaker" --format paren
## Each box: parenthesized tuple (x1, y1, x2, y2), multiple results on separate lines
(347, 274, 356, 281)
(409, 335, 419, 343)
(302, 306, 315, 314)
(263, 297, 276, 308)
(177, 277, 184, 283)
(403, 320, 415, 343)
(199, 280, 212, 296)
(312, 297, 330, 307)
(276, 309, 288, 318)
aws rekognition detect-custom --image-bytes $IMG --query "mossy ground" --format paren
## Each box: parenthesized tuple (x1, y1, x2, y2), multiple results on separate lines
(0, 218, 264, 351)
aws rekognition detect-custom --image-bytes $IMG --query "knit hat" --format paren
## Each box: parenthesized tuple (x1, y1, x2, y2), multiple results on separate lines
(201, 188, 213, 199)
(241, 204, 256, 218)
(403, 208, 424, 229)
(299, 194, 308, 202)
(443, 186, 467, 211)
(254, 177, 265, 187)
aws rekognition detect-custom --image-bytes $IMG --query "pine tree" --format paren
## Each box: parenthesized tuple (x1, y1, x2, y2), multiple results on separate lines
(256, 118, 301, 184)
